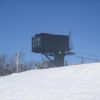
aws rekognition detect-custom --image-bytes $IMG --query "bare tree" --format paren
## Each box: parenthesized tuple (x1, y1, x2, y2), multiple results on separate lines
(0, 55, 8, 76)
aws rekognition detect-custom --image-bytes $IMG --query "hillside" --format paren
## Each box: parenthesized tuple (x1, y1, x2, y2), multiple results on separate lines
(0, 63, 100, 100)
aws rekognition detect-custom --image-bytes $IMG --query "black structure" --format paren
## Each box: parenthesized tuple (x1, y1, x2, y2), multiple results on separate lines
(32, 33, 73, 67)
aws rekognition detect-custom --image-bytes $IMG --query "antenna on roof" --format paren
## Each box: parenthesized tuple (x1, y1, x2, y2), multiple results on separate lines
(68, 29, 73, 51)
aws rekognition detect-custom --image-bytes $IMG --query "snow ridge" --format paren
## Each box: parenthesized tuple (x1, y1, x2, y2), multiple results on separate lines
(0, 63, 100, 100)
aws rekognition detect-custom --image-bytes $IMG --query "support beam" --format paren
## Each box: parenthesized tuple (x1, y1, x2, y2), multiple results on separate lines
(55, 52, 65, 67)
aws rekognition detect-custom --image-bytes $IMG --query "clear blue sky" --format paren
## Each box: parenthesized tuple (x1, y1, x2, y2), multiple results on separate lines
(0, 0, 100, 64)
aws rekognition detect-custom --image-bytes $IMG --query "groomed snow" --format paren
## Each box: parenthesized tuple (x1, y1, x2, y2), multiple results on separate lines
(0, 63, 100, 100)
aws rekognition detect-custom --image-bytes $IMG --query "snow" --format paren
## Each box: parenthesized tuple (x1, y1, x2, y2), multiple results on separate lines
(0, 63, 100, 100)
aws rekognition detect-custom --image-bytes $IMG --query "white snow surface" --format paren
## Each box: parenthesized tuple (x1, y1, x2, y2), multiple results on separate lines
(0, 63, 100, 100)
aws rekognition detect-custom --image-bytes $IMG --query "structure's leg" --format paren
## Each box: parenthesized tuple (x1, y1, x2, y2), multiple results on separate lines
(43, 54, 55, 67)
(55, 53, 65, 67)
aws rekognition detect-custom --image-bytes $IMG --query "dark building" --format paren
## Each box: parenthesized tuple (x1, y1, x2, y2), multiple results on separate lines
(32, 33, 71, 67)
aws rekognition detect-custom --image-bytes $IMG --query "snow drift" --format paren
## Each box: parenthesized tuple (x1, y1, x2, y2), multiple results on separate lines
(0, 63, 100, 100)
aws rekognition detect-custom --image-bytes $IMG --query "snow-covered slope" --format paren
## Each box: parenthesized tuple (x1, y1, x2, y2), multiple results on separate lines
(0, 63, 100, 100)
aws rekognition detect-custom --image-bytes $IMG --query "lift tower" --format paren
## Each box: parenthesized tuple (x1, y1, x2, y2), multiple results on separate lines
(32, 33, 73, 67)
